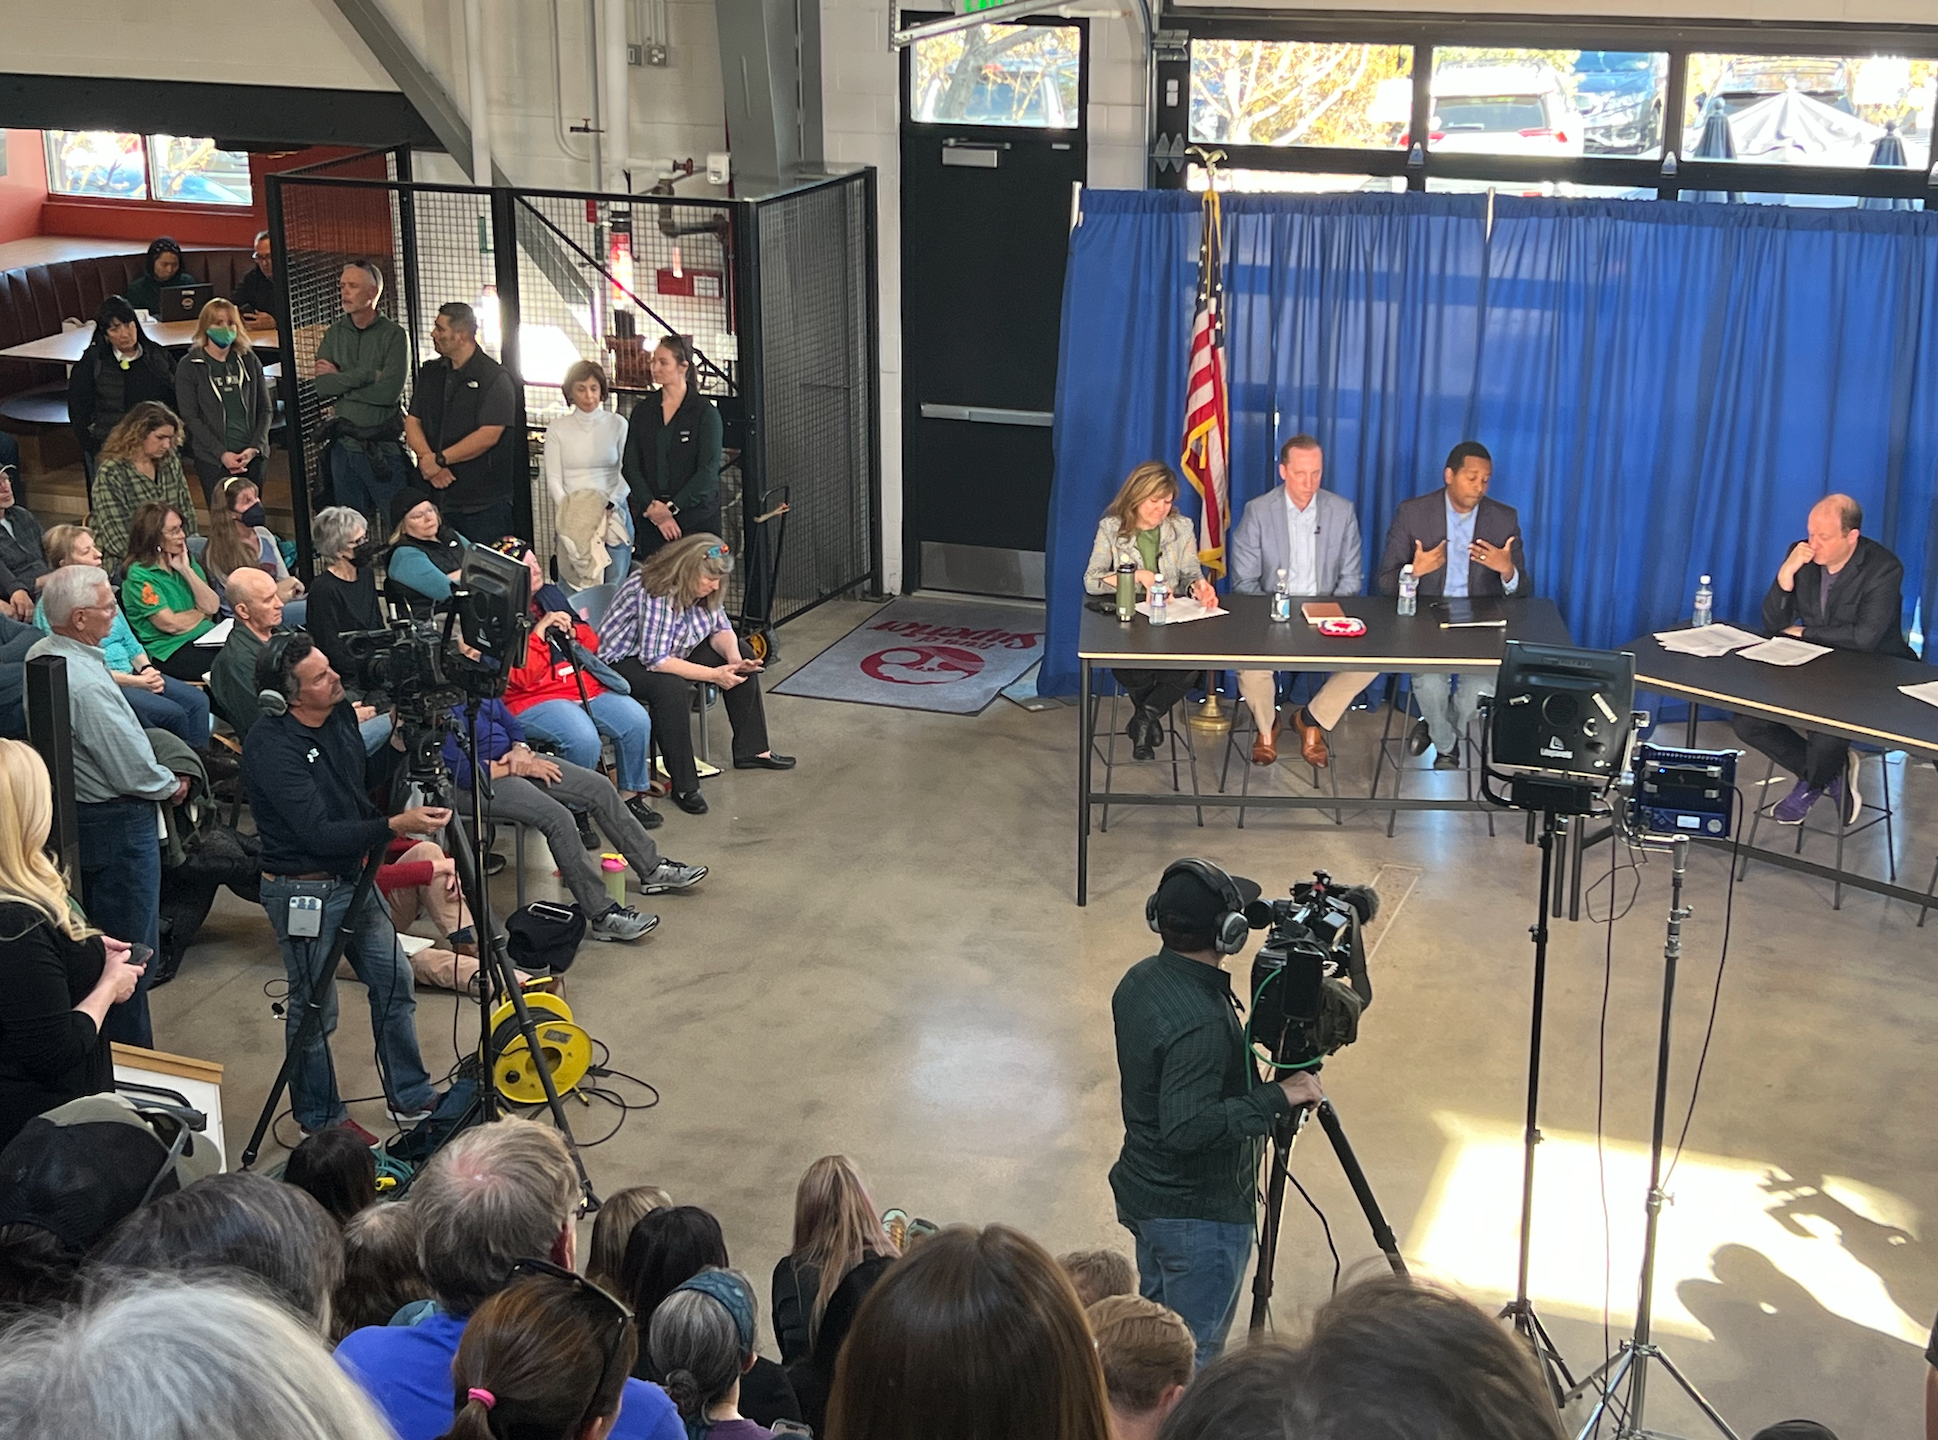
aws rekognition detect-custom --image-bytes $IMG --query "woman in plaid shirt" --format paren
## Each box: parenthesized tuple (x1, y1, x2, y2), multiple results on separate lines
(598, 534, 794, 815)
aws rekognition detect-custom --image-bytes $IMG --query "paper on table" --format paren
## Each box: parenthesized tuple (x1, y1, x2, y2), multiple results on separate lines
(1653, 624, 1763, 657)
(1899, 679, 1938, 708)
(1134, 597, 1228, 624)
(192, 618, 234, 648)
(1737, 636, 1830, 667)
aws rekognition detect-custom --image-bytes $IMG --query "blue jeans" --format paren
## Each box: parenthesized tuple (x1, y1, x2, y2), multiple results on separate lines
(123, 675, 211, 749)
(360, 712, 394, 754)
(1123, 1216, 1255, 1369)
(282, 597, 308, 628)
(259, 874, 435, 1133)
(1410, 671, 1495, 754)
(329, 441, 410, 524)
(517, 693, 653, 793)
(76, 798, 162, 1048)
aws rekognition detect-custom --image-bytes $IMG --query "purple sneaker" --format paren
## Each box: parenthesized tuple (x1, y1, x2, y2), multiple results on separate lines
(1772, 779, 1821, 825)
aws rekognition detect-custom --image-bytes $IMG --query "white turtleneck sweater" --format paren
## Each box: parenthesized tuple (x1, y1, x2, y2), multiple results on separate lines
(542, 404, 629, 506)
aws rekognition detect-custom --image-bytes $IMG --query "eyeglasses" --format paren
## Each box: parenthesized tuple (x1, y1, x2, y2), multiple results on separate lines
(507, 1258, 634, 1428)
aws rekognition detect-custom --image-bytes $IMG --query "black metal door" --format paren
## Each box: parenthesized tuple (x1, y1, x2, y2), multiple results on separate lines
(900, 18, 1087, 598)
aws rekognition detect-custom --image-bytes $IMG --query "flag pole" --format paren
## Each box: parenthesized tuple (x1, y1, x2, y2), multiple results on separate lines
(1184, 147, 1231, 739)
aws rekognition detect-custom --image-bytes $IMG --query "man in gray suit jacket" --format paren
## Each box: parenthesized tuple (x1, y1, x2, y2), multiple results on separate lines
(1373, 440, 1529, 766)
(1227, 436, 1366, 767)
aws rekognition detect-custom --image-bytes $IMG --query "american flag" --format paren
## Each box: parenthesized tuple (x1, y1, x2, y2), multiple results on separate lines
(1180, 187, 1229, 577)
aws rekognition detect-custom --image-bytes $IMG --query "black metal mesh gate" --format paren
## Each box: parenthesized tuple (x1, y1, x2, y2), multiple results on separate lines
(269, 155, 880, 628)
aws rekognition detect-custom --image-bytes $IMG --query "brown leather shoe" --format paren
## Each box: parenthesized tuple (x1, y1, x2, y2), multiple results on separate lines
(1251, 720, 1279, 766)
(1293, 706, 1330, 768)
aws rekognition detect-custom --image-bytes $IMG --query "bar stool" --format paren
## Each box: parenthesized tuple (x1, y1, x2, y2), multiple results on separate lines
(1217, 676, 1342, 828)
(1739, 746, 1896, 910)
(1369, 674, 1496, 840)
(1089, 678, 1204, 832)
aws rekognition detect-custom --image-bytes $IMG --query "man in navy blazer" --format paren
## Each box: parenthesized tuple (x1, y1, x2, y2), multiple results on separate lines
(1227, 436, 1365, 767)
(1373, 441, 1529, 767)
(1733, 493, 1913, 826)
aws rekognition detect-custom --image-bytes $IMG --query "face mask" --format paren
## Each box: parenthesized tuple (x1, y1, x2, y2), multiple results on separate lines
(238, 502, 267, 529)
(348, 538, 379, 569)
(208, 327, 237, 347)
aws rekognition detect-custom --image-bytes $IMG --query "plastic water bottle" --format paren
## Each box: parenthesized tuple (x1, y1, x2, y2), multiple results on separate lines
(1397, 564, 1418, 617)
(1148, 576, 1171, 625)
(1270, 567, 1293, 623)
(1693, 574, 1714, 629)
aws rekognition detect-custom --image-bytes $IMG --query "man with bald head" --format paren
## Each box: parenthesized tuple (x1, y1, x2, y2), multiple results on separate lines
(1732, 493, 1915, 826)
(208, 567, 288, 742)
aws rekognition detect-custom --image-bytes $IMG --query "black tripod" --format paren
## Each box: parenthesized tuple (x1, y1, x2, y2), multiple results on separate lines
(1497, 807, 1580, 1403)
(1248, 1084, 1409, 1336)
(1564, 836, 1738, 1440)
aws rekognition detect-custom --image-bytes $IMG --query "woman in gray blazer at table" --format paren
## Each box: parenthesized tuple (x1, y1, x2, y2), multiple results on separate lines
(1083, 461, 1218, 761)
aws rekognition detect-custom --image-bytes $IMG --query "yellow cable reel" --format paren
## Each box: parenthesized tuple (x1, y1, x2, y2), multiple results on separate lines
(486, 989, 593, 1104)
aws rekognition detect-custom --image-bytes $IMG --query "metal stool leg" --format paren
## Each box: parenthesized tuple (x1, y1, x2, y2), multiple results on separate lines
(1739, 757, 1776, 880)
(1920, 855, 1937, 929)
(1101, 691, 1121, 834)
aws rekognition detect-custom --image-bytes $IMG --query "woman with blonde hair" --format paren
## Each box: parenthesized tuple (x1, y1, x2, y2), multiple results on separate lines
(175, 296, 272, 505)
(89, 400, 198, 576)
(1081, 461, 1217, 761)
(0, 739, 145, 1147)
(597, 533, 793, 816)
(772, 1155, 899, 1434)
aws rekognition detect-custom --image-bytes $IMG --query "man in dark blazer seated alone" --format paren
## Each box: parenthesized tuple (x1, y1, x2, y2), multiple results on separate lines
(1374, 440, 1529, 768)
(1733, 493, 1914, 827)
(1227, 435, 1364, 768)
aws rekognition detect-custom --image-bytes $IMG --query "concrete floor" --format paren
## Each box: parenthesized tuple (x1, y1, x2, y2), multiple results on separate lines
(155, 594, 1938, 1439)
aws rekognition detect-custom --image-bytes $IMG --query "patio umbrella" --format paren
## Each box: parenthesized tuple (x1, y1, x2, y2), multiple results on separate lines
(1685, 107, 1742, 205)
(1861, 123, 1914, 211)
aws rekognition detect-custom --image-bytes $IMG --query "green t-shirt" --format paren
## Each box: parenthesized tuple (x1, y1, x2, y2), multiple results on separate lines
(123, 562, 214, 660)
(211, 349, 252, 451)
(1134, 527, 1160, 576)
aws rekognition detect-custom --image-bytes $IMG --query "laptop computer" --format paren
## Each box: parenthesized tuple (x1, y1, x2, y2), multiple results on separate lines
(159, 282, 215, 321)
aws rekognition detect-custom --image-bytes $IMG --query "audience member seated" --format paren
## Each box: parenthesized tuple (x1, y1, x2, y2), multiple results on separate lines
(374, 837, 486, 995)
(599, 535, 794, 818)
(0, 741, 146, 1148)
(442, 1267, 640, 1440)
(1082, 462, 1218, 762)
(120, 502, 221, 680)
(651, 1267, 781, 1440)
(1060, 1248, 1136, 1310)
(334, 1198, 429, 1343)
(1087, 1296, 1193, 1440)
(0, 620, 40, 741)
(175, 299, 273, 507)
(283, 1125, 379, 1226)
(0, 466, 47, 610)
(315, 260, 412, 523)
(1157, 1274, 1565, 1440)
(587, 1183, 673, 1294)
(31, 566, 190, 1048)
(93, 1170, 345, 1333)
(546, 359, 633, 586)
(307, 506, 387, 693)
(207, 566, 288, 739)
(68, 298, 178, 484)
(206, 475, 305, 620)
(772, 1154, 899, 1434)
(37, 524, 211, 752)
(444, 696, 704, 944)
(123, 235, 199, 315)
(89, 401, 200, 576)
(334, 1116, 684, 1440)
(234, 230, 282, 326)
(0, 1092, 222, 1311)
(0, 1277, 398, 1440)
(385, 490, 471, 620)
(619, 1205, 801, 1431)
(826, 1224, 1110, 1440)
(494, 539, 659, 823)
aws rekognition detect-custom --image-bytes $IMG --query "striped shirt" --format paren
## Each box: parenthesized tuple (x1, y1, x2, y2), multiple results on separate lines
(596, 573, 731, 668)
(1110, 948, 1290, 1225)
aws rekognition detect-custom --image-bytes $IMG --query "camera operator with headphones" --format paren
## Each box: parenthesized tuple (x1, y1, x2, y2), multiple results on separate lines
(1111, 858, 1324, 1370)
(241, 631, 448, 1144)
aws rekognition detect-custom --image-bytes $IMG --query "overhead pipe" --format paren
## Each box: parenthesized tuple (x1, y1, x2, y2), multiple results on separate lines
(599, 0, 632, 193)
(464, 0, 494, 183)
(549, 0, 597, 176)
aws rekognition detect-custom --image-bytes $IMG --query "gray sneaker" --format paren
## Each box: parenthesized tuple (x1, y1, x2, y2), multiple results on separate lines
(589, 905, 660, 942)
(638, 859, 708, 894)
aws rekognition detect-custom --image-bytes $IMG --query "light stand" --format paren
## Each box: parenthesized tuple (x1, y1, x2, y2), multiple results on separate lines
(1564, 835, 1739, 1440)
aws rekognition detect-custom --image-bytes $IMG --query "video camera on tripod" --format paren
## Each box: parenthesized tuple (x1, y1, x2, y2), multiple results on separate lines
(1247, 872, 1378, 1075)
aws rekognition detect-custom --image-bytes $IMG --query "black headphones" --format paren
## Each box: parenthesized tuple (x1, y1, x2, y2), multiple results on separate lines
(255, 631, 308, 717)
(1146, 857, 1251, 956)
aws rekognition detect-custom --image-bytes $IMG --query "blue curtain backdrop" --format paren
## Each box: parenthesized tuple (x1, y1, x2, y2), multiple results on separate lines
(1042, 191, 1938, 697)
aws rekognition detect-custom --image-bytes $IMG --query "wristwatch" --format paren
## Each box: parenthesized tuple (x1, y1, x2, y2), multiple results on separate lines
(433, 450, 448, 469)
